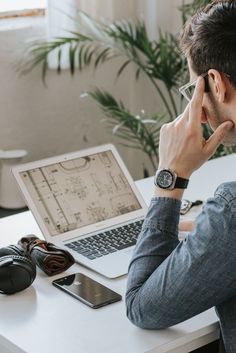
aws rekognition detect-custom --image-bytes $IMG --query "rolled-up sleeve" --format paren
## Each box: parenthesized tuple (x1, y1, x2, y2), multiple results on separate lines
(126, 188, 236, 331)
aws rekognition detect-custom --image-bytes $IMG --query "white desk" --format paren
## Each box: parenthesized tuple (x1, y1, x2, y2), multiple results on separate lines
(1, 153, 235, 353)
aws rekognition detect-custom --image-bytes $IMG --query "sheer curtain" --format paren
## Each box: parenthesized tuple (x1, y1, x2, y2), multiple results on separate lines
(46, 0, 133, 68)
(46, 0, 182, 68)
(46, 0, 78, 68)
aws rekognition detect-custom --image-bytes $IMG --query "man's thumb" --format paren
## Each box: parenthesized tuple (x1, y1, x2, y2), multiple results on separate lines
(205, 121, 234, 156)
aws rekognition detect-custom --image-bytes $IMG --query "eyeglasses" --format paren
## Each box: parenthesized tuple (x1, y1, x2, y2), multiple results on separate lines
(179, 73, 209, 102)
(179, 72, 231, 102)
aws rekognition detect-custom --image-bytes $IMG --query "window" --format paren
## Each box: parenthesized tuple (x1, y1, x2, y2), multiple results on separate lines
(0, 0, 46, 18)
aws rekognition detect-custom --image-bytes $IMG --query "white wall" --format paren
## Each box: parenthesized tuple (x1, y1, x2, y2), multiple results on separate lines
(0, 0, 183, 180)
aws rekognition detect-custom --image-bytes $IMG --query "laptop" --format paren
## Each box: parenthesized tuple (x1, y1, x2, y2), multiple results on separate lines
(12, 144, 148, 278)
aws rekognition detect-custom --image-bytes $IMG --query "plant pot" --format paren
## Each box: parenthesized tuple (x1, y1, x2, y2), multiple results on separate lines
(0, 150, 27, 209)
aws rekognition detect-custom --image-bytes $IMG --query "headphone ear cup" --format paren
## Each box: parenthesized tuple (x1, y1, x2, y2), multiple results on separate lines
(0, 245, 25, 257)
(0, 255, 36, 294)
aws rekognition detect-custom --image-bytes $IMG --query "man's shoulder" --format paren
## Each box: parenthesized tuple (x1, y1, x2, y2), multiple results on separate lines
(214, 182, 236, 205)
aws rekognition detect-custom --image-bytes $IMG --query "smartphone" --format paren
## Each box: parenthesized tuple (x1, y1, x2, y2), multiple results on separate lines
(52, 273, 122, 309)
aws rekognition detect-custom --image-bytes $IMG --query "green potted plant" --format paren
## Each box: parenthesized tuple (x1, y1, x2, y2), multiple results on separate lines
(23, 0, 236, 176)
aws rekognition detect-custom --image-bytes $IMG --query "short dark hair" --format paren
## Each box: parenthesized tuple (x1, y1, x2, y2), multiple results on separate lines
(180, 0, 236, 87)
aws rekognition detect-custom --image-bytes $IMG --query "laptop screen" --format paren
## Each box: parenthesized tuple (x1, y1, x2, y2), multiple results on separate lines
(19, 150, 142, 236)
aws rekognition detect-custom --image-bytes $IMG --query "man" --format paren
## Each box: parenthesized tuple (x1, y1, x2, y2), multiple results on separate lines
(125, 1, 236, 352)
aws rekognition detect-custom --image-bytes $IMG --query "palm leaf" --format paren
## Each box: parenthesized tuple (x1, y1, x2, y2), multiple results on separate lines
(22, 13, 182, 117)
(117, 60, 131, 78)
(85, 88, 164, 169)
(21, 1, 232, 175)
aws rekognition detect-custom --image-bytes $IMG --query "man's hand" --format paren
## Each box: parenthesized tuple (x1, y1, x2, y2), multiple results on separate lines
(158, 77, 233, 180)
(179, 220, 195, 232)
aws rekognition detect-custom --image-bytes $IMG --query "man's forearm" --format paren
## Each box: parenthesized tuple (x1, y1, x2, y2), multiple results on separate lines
(126, 197, 181, 328)
(126, 185, 236, 332)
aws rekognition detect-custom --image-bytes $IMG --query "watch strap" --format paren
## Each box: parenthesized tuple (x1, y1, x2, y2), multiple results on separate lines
(175, 176, 189, 189)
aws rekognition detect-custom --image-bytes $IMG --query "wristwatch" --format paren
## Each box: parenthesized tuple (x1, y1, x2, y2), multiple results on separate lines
(154, 168, 189, 190)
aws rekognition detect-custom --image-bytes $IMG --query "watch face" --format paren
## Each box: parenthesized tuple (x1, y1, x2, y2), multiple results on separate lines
(156, 170, 174, 189)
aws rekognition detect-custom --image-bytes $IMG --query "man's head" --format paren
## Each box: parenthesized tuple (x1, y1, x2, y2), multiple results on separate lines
(180, 0, 236, 145)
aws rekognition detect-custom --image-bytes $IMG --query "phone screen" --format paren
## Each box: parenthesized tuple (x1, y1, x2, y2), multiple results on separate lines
(52, 273, 122, 308)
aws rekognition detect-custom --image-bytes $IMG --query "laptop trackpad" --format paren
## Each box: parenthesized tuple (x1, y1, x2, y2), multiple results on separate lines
(91, 249, 134, 279)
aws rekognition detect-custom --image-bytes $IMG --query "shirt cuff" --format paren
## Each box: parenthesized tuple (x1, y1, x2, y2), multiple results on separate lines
(142, 197, 181, 235)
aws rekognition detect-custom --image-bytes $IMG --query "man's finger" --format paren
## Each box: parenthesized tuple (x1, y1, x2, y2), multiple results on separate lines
(204, 121, 234, 157)
(189, 76, 205, 125)
(174, 113, 184, 122)
(179, 220, 195, 232)
(173, 105, 190, 125)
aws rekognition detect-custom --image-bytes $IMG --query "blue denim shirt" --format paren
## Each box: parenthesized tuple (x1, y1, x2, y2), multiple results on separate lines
(126, 182, 236, 353)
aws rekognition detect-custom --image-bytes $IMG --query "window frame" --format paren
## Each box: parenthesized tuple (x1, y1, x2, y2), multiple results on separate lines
(0, 1, 45, 20)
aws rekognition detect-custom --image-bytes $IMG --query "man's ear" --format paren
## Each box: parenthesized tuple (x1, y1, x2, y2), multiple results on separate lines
(208, 69, 227, 103)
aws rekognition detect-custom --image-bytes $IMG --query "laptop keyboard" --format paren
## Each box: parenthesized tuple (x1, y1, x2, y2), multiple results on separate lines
(65, 219, 143, 260)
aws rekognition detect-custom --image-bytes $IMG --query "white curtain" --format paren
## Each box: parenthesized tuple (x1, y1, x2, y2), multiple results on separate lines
(46, 0, 120, 69)
(46, 0, 181, 69)
(46, 0, 78, 68)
